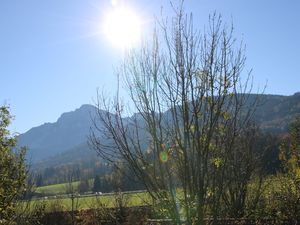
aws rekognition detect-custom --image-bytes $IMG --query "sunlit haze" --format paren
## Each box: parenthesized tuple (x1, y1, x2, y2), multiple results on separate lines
(103, 7, 141, 48)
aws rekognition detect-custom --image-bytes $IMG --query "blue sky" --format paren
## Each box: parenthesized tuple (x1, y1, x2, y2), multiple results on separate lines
(1, 0, 299, 133)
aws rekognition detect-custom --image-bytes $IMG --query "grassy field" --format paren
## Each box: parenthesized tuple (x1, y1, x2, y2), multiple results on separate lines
(35, 179, 94, 195)
(34, 176, 274, 211)
(36, 182, 78, 195)
(23, 191, 150, 212)
(32, 180, 151, 211)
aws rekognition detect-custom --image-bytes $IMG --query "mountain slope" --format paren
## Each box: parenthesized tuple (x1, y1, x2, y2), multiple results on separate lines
(254, 92, 300, 133)
(17, 104, 97, 161)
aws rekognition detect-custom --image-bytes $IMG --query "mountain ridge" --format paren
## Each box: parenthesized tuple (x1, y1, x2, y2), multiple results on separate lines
(17, 104, 98, 161)
(18, 92, 300, 166)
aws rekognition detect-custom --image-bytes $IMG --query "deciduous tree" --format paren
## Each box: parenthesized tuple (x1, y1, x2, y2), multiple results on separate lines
(91, 5, 263, 224)
(0, 106, 26, 224)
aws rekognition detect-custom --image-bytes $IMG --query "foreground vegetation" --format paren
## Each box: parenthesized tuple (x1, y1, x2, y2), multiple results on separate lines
(16, 175, 300, 224)
(16, 192, 151, 225)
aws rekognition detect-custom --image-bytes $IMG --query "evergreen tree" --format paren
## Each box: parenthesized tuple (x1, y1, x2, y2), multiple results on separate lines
(92, 175, 101, 192)
(35, 173, 43, 187)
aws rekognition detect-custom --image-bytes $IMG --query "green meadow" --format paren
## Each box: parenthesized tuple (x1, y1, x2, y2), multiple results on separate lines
(27, 183, 150, 211)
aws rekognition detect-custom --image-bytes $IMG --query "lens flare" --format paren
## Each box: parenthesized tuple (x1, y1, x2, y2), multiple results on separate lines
(159, 151, 168, 163)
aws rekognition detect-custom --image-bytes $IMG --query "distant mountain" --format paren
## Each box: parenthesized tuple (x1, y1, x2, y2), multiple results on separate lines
(18, 93, 300, 167)
(17, 104, 98, 162)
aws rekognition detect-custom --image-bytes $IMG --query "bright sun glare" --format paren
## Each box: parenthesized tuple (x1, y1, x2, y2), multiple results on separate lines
(103, 7, 141, 49)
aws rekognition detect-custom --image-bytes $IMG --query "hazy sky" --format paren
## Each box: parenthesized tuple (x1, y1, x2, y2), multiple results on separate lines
(1, 0, 299, 133)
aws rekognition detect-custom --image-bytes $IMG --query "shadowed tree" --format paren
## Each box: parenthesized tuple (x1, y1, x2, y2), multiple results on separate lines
(93, 175, 102, 193)
(280, 117, 300, 177)
(265, 117, 300, 222)
(78, 179, 90, 193)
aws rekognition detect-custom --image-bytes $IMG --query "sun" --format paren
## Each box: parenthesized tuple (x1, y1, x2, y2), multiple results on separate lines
(103, 7, 141, 49)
